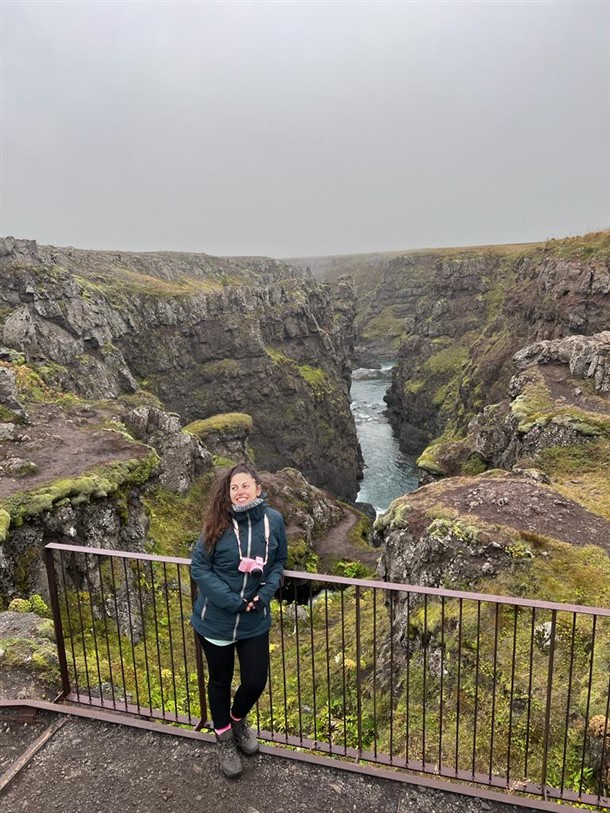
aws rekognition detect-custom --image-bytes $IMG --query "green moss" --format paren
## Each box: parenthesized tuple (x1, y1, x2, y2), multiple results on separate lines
(7, 597, 32, 613)
(374, 497, 413, 532)
(13, 363, 82, 407)
(265, 347, 293, 365)
(423, 344, 469, 376)
(117, 390, 164, 409)
(286, 536, 319, 572)
(298, 364, 331, 396)
(13, 546, 39, 595)
(1, 449, 160, 530)
(333, 560, 374, 579)
(142, 473, 214, 556)
(511, 379, 555, 432)
(461, 453, 488, 476)
(416, 443, 446, 474)
(534, 439, 610, 521)
(0, 636, 59, 682)
(0, 508, 10, 542)
(361, 306, 404, 345)
(212, 454, 238, 468)
(184, 412, 253, 438)
(198, 359, 241, 376)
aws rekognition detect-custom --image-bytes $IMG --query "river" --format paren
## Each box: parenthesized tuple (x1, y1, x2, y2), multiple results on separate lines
(351, 363, 418, 515)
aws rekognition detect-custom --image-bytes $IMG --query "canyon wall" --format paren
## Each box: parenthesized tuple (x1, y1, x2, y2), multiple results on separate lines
(0, 238, 362, 500)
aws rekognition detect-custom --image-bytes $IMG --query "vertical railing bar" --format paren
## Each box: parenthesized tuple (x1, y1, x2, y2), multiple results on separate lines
(439, 595, 445, 771)
(506, 604, 519, 786)
(83, 552, 104, 705)
(161, 562, 179, 721)
(59, 551, 80, 696)
(43, 546, 71, 698)
(524, 606, 536, 778)
(422, 594, 428, 769)
(597, 657, 610, 803)
(148, 560, 166, 718)
(405, 590, 410, 767)
(489, 602, 500, 781)
(263, 616, 274, 739)
(138, 560, 153, 716)
(560, 612, 578, 797)
(74, 553, 93, 702)
(122, 557, 141, 714)
(109, 556, 129, 712)
(455, 597, 463, 777)
(293, 587, 304, 746)
(540, 609, 558, 797)
(578, 615, 597, 798)
(471, 600, 481, 779)
(176, 565, 192, 724)
(372, 587, 378, 759)
(421, 594, 429, 770)
(324, 587, 332, 752)
(355, 584, 362, 757)
(308, 582, 318, 746)
(277, 587, 289, 743)
(97, 554, 117, 708)
(340, 588, 347, 755)
(389, 591, 395, 764)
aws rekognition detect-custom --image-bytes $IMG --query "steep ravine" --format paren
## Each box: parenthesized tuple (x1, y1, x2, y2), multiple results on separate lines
(0, 238, 362, 500)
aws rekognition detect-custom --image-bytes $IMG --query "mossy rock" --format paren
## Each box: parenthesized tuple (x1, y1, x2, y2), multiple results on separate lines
(184, 412, 253, 438)
(0, 450, 160, 533)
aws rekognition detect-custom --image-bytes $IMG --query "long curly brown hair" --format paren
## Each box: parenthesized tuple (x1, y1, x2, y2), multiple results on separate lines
(202, 462, 263, 552)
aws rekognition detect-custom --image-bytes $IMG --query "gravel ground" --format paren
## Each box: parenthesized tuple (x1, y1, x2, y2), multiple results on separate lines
(0, 709, 561, 813)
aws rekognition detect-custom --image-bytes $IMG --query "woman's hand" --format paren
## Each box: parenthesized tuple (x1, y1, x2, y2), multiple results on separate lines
(245, 595, 261, 612)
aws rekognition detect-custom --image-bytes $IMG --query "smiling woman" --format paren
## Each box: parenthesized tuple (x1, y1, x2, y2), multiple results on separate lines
(190, 462, 288, 778)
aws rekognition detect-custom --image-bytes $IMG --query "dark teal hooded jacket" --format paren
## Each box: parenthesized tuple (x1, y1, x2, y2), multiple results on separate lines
(190, 500, 288, 641)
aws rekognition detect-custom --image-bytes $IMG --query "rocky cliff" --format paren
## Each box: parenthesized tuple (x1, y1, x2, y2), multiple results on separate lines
(299, 232, 610, 457)
(0, 237, 362, 500)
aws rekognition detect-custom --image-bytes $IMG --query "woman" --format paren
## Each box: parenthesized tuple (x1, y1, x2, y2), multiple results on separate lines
(191, 462, 288, 778)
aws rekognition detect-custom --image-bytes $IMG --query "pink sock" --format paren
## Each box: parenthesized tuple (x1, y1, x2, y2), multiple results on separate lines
(230, 712, 242, 722)
(215, 723, 232, 735)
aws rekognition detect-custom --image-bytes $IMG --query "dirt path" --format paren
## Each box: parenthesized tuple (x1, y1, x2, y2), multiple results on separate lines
(314, 506, 380, 573)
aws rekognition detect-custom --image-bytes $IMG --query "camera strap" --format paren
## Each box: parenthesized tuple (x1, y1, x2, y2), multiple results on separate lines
(232, 511, 270, 565)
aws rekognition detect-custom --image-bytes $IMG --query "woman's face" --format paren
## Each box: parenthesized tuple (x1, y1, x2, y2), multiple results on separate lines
(229, 472, 262, 507)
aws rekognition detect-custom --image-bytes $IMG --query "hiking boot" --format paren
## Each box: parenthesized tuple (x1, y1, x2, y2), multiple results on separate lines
(231, 717, 260, 756)
(216, 729, 242, 778)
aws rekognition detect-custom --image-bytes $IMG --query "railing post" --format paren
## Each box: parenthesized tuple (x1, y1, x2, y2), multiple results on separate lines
(191, 577, 208, 729)
(44, 545, 71, 699)
(355, 584, 362, 759)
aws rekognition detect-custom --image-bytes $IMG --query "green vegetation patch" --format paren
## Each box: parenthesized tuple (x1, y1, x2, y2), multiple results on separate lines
(184, 412, 253, 438)
(286, 536, 320, 572)
(7, 594, 51, 617)
(197, 358, 242, 377)
(297, 364, 332, 396)
(12, 362, 82, 407)
(143, 473, 214, 557)
(361, 306, 405, 346)
(534, 439, 610, 521)
(0, 635, 60, 683)
(512, 376, 610, 437)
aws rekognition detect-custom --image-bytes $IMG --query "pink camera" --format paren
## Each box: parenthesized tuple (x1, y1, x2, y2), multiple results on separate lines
(238, 556, 264, 577)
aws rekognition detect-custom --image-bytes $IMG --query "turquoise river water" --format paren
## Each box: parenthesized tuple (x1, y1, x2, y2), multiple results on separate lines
(350, 364, 418, 515)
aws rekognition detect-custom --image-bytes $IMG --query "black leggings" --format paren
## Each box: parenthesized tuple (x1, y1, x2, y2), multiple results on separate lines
(198, 631, 269, 730)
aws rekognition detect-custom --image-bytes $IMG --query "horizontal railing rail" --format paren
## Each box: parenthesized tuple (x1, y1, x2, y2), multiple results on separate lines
(44, 542, 610, 810)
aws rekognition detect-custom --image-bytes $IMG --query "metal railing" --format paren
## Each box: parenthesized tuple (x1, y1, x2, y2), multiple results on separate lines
(44, 542, 610, 810)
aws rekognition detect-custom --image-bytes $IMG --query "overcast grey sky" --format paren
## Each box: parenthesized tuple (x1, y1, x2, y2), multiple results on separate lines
(1, 0, 609, 258)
